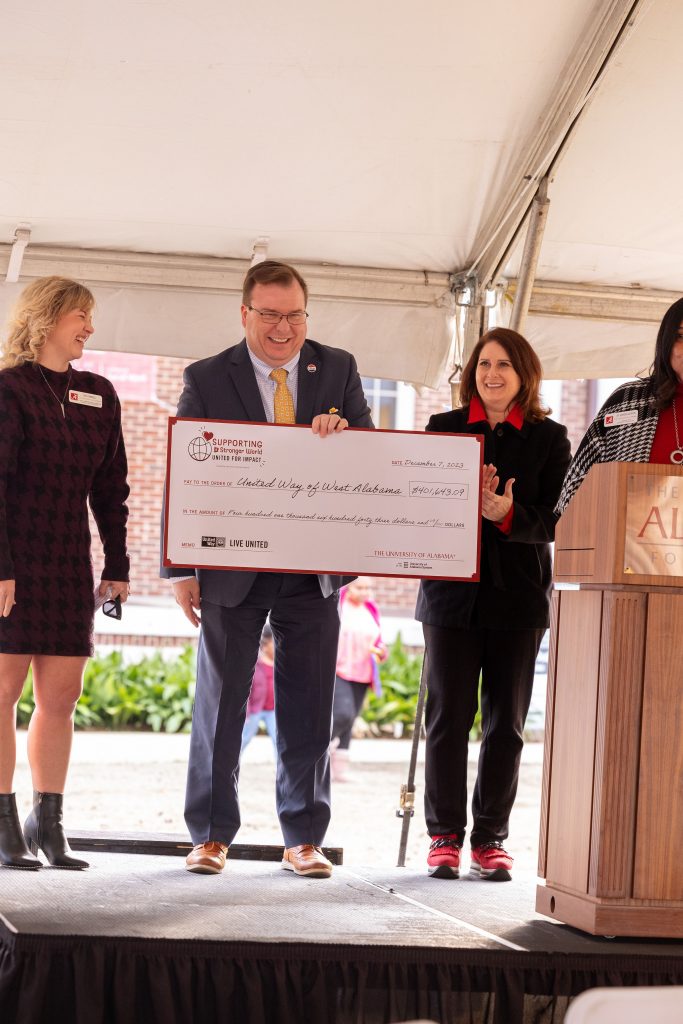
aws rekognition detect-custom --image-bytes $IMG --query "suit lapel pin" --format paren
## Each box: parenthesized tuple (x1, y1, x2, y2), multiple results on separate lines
(307, 363, 317, 373)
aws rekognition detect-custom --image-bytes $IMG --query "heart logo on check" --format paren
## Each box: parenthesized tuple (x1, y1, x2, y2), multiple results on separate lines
(203, 431, 214, 441)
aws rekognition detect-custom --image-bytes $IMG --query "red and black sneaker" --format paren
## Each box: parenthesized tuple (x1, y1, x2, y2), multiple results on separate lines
(470, 841, 513, 881)
(427, 834, 461, 878)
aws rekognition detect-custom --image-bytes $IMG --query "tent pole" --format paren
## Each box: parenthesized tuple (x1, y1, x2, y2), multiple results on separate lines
(463, 299, 490, 362)
(5, 225, 31, 283)
(396, 653, 428, 867)
(509, 178, 550, 334)
(453, 275, 491, 371)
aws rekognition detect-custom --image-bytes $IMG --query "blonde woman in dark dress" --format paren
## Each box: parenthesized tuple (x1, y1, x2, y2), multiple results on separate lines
(0, 277, 130, 870)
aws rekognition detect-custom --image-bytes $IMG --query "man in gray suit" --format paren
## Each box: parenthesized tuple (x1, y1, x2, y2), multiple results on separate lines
(164, 260, 373, 877)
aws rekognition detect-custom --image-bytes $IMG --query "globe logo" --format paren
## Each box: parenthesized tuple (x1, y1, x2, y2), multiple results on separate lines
(188, 436, 213, 461)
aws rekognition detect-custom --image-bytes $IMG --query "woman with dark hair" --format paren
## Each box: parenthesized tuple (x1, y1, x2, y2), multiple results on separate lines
(0, 276, 130, 870)
(556, 296, 683, 514)
(416, 327, 571, 881)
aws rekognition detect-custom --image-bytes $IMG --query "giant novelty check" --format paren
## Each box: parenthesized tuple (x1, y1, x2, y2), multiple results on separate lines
(163, 419, 483, 580)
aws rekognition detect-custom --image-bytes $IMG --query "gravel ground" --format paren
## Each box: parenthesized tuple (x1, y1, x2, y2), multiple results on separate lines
(13, 732, 543, 878)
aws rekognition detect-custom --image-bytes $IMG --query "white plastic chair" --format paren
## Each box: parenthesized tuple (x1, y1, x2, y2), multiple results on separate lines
(565, 987, 683, 1023)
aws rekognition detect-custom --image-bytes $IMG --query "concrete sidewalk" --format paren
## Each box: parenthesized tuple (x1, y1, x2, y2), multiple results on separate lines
(15, 731, 543, 765)
(14, 732, 544, 879)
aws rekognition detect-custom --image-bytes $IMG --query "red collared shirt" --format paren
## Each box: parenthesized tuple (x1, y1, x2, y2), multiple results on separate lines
(649, 383, 683, 464)
(467, 396, 523, 534)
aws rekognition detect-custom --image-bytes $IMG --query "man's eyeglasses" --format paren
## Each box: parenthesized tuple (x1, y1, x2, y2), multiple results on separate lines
(103, 595, 122, 620)
(247, 306, 309, 326)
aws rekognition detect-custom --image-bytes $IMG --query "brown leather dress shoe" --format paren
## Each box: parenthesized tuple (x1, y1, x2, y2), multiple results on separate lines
(185, 841, 228, 874)
(281, 844, 333, 878)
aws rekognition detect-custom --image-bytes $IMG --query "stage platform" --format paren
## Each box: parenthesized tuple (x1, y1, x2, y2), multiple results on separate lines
(1, 844, 682, 1024)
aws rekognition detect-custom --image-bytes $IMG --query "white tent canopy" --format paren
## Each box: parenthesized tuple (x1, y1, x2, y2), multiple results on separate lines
(1, 0, 681, 384)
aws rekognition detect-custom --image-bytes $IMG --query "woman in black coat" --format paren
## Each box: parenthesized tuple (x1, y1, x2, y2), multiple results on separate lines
(416, 328, 571, 881)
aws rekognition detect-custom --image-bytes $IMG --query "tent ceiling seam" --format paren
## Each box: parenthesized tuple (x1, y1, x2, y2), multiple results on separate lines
(462, 0, 653, 292)
(0, 245, 452, 309)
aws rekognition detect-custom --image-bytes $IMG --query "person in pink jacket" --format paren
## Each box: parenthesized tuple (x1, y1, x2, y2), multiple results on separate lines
(330, 578, 386, 781)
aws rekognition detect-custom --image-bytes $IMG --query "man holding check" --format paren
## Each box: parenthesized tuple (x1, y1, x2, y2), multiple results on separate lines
(163, 260, 372, 877)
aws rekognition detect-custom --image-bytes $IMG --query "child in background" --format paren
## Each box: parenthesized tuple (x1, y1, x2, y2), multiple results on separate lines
(330, 578, 386, 781)
(241, 624, 277, 755)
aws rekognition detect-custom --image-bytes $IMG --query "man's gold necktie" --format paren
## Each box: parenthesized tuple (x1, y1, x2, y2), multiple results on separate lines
(269, 368, 296, 424)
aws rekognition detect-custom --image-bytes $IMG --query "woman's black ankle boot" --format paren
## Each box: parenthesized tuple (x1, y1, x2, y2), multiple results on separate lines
(0, 793, 41, 869)
(23, 791, 89, 870)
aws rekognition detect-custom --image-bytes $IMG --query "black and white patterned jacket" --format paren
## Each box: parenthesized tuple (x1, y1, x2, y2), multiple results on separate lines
(555, 377, 659, 515)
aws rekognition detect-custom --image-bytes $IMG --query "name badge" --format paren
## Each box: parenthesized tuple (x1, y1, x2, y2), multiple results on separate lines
(69, 390, 103, 408)
(604, 409, 638, 427)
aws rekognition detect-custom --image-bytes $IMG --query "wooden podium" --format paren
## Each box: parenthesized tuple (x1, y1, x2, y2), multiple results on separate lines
(536, 463, 683, 937)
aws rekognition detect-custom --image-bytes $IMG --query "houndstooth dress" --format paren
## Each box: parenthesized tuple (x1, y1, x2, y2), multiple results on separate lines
(555, 377, 659, 516)
(0, 362, 130, 655)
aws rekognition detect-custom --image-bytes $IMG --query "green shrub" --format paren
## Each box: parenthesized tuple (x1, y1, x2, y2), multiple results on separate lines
(363, 636, 423, 733)
(17, 646, 196, 733)
(16, 637, 483, 739)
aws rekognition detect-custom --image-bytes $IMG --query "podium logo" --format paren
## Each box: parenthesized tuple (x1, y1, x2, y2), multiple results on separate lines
(637, 505, 683, 540)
